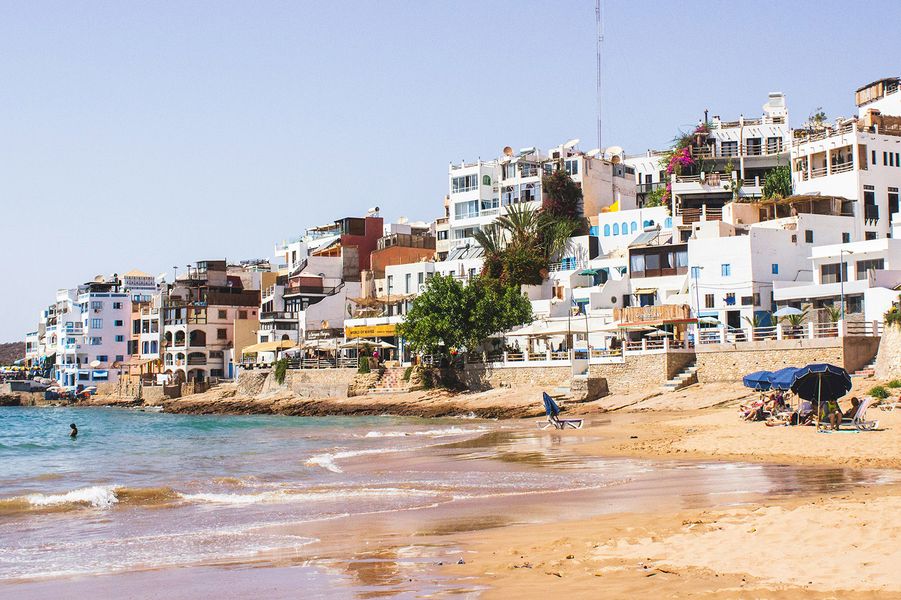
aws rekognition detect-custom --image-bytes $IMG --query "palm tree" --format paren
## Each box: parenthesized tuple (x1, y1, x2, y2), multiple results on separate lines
(824, 305, 843, 323)
(495, 203, 541, 249)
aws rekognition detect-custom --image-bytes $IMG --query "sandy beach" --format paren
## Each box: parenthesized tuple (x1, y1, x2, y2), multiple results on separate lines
(5, 379, 901, 598)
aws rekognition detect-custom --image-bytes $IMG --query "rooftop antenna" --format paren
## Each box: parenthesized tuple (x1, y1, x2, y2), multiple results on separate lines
(595, 0, 603, 150)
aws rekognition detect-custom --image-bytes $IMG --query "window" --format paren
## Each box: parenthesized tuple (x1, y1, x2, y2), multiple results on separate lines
(209, 350, 224, 359)
(437, 230, 448, 240)
(238, 310, 247, 319)
(847, 296, 864, 314)
(889, 187, 899, 218)
(502, 163, 517, 180)
(753, 293, 761, 306)
(721, 264, 731, 277)
(629, 253, 644, 274)
(820, 263, 848, 284)
(613, 223, 620, 235)
(454, 200, 479, 220)
(89, 337, 102, 345)
(865, 231, 878, 240)
(603, 224, 611, 236)
(872, 150, 877, 165)
(884, 152, 889, 166)
(842, 232, 851, 243)
(482, 175, 491, 186)
(621, 222, 628, 234)
(630, 221, 637, 233)
(114, 335, 124, 342)
(112, 302, 123, 309)
(387, 275, 394, 291)
(91, 318, 102, 329)
(114, 319, 123, 327)
(95, 355, 108, 362)
(771, 263, 779, 275)
(691, 266, 701, 279)
(451, 174, 478, 193)
(741, 296, 753, 306)
(217, 329, 227, 340)
(115, 355, 124, 362)
(404, 273, 411, 294)
(704, 294, 714, 308)
(721, 141, 738, 157)
(218, 310, 227, 319)
(564, 159, 579, 176)
(417, 272, 424, 286)
(856, 258, 884, 279)
(804, 230, 814, 244)
(133, 321, 141, 334)
(664, 217, 672, 228)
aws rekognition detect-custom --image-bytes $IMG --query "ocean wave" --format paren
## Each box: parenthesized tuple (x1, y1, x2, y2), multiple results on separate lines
(363, 426, 488, 439)
(305, 448, 389, 473)
(179, 486, 442, 506)
(25, 486, 119, 509)
(0, 485, 179, 515)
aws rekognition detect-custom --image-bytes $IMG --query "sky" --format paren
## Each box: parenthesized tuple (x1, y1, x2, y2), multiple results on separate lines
(1, 0, 899, 342)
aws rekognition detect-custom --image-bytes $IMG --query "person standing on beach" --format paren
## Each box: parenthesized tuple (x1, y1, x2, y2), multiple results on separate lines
(69, 423, 78, 438)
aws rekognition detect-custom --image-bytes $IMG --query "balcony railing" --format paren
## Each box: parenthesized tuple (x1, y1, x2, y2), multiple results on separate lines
(637, 182, 666, 194)
(283, 285, 336, 297)
(261, 311, 299, 321)
(831, 161, 854, 174)
(187, 357, 207, 366)
(865, 205, 880, 222)
(810, 165, 828, 178)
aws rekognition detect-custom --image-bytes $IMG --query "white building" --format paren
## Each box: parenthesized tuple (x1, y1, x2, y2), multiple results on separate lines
(774, 237, 901, 323)
(791, 78, 901, 240)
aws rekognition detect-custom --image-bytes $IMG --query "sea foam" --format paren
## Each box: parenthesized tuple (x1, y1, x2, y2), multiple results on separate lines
(25, 486, 119, 509)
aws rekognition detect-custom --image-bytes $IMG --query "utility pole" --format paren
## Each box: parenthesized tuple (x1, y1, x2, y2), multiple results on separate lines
(595, 0, 603, 150)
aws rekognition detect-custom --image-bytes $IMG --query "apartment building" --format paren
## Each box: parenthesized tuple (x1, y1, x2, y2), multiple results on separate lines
(447, 141, 637, 250)
(163, 260, 260, 383)
(773, 236, 901, 322)
(791, 77, 901, 240)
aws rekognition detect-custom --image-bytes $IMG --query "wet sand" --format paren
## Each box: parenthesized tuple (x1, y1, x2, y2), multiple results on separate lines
(5, 401, 901, 599)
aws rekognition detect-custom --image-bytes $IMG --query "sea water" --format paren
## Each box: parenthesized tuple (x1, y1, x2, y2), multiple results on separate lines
(1, 406, 895, 592)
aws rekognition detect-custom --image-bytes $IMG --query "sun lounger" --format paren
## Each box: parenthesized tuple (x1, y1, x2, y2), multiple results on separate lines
(538, 392, 583, 430)
(842, 398, 879, 431)
(878, 398, 901, 412)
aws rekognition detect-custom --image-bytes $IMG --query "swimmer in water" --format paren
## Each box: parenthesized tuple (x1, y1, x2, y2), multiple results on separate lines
(69, 423, 78, 438)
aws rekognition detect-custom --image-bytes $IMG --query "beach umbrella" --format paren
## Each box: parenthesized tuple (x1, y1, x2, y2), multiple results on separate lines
(578, 269, 598, 276)
(644, 329, 673, 337)
(742, 370, 773, 391)
(769, 367, 799, 392)
(790, 363, 852, 430)
(773, 306, 803, 318)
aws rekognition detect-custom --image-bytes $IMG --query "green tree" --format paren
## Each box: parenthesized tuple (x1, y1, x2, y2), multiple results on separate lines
(763, 165, 792, 200)
(542, 169, 583, 221)
(398, 275, 533, 358)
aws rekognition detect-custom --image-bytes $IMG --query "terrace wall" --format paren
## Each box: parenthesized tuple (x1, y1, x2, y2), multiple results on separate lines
(695, 337, 879, 382)
(237, 368, 357, 398)
(874, 325, 901, 381)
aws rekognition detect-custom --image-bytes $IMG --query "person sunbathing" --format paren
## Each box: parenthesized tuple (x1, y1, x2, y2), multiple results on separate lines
(843, 397, 861, 420)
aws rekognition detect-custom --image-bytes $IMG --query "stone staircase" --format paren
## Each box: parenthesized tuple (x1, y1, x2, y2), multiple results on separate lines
(662, 361, 699, 392)
(368, 366, 413, 394)
(851, 357, 878, 378)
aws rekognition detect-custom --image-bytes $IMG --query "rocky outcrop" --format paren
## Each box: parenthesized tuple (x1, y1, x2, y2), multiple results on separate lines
(874, 325, 901, 381)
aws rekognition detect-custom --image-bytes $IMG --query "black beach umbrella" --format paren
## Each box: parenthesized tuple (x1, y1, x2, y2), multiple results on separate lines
(790, 363, 852, 429)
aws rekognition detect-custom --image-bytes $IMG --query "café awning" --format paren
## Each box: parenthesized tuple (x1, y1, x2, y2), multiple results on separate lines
(241, 340, 296, 355)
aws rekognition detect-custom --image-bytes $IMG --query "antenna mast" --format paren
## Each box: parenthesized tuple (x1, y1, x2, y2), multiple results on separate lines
(595, 0, 603, 150)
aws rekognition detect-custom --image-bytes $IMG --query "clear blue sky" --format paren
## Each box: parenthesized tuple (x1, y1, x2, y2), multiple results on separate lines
(1, 0, 899, 341)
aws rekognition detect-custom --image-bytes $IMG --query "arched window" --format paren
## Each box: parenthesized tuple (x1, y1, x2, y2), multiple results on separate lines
(643, 220, 651, 228)
(603, 224, 611, 236)
(630, 221, 637, 233)
(665, 217, 672, 228)
(482, 175, 491, 186)
(612, 223, 620, 235)
(621, 222, 628, 234)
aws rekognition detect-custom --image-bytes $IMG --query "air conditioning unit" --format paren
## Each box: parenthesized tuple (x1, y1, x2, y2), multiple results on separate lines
(417, 283, 427, 293)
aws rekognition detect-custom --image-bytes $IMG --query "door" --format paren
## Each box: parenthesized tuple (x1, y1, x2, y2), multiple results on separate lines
(726, 310, 741, 330)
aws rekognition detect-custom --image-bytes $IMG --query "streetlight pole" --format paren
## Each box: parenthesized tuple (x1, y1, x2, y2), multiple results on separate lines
(839, 249, 853, 320)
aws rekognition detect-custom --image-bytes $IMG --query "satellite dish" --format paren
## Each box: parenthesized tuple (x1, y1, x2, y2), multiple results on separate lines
(90, 360, 101, 368)
(605, 146, 624, 163)
(502, 146, 514, 157)
(563, 138, 580, 149)
(586, 148, 602, 158)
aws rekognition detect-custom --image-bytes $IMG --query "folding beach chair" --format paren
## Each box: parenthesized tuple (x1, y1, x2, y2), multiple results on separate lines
(538, 392, 583, 430)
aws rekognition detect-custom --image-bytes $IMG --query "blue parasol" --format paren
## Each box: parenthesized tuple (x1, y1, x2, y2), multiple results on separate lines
(542, 392, 561, 418)
(742, 371, 773, 391)
(770, 367, 799, 391)
(790, 363, 852, 429)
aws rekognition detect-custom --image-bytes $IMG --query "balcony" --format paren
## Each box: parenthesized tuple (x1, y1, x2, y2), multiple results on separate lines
(637, 182, 666, 195)
(187, 356, 207, 366)
(261, 311, 300, 321)
(865, 205, 880, 223)
(283, 285, 336, 297)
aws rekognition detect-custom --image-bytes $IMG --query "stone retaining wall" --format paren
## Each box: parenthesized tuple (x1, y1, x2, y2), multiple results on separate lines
(695, 337, 879, 383)
(238, 368, 357, 398)
(461, 365, 573, 391)
(874, 325, 901, 381)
